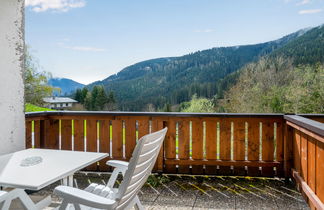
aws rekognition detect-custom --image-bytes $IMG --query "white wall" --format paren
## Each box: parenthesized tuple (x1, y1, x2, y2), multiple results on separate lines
(0, 0, 25, 155)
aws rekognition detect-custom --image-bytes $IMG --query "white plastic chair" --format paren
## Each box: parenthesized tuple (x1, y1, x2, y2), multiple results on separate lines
(54, 127, 168, 210)
(0, 190, 7, 209)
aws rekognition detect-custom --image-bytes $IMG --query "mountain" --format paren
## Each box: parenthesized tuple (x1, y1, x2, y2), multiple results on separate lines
(270, 25, 324, 64)
(87, 26, 321, 111)
(49, 78, 85, 96)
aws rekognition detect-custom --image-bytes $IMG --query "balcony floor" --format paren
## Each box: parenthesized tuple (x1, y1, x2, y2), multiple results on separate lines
(10, 173, 308, 210)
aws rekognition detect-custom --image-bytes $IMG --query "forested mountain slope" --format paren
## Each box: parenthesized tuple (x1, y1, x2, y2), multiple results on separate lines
(270, 25, 324, 64)
(220, 25, 324, 114)
(88, 28, 312, 111)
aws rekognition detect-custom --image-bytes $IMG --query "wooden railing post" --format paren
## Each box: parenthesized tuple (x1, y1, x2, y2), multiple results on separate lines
(284, 121, 293, 180)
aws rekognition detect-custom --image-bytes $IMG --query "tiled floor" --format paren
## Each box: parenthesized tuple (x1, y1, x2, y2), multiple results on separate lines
(10, 173, 309, 209)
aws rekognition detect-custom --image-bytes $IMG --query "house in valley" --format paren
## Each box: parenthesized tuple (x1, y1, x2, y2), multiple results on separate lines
(43, 97, 78, 110)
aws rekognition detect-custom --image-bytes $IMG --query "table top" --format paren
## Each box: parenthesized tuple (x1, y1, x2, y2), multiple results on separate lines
(0, 149, 108, 190)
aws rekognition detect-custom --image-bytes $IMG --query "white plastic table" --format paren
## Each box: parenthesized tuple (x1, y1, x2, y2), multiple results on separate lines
(0, 149, 108, 210)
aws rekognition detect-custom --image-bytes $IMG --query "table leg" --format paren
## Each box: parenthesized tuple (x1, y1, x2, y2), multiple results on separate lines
(1, 189, 51, 210)
(62, 177, 68, 186)
(68, 175, 73, 187)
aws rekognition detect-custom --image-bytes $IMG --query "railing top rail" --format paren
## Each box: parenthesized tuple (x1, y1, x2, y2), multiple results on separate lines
(299, 114, 324, 117)
(284, 115, 324, 137)
(25, 111, 285, 118)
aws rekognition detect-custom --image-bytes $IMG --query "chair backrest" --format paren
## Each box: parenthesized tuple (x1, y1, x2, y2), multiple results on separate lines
(115, 127, 167, 209)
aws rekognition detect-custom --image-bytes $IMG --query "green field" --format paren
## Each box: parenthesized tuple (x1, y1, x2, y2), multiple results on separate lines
(25, 103, 54, 112)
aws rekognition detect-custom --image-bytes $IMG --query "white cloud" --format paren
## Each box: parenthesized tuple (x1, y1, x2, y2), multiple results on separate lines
(25, 0, 85, 12)
(298, 9, 322, 14)
(194, 29, 214, 33)
(296, 0, 311, 5)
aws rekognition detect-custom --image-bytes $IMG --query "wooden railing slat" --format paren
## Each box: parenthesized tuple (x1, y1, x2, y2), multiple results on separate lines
(178, 120, 190, 174)
(138, 117, 150, 140)
(247, 120, 260, 176)
(43, 119, 59, 149)
(276, 120, 284, 176)
(112, 120, 123, 160)
(219, 118, 232, 175)
(233, 120, 246, 175)
(61, 120, 72, 150)
(25, 121, 32, 149)
(164, 120, 177, 173)
(86, 119, 98, 171)
(307, 137, 316, 209)
(261, 121, 275, 176)
(191, 119, 204, 174)
(124, 118, 136, 160)
(300, 133, 308, 182)
(99, 119, 110, 171)
(74, 119, 84, 152)
(293, 130, 301, 174)
(316, 141, 324, 205)
(205, 119, 217, 174)
(151, 118, 165, 172)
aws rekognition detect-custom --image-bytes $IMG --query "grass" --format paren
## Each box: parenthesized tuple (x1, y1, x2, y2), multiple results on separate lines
(25, 103, 54, 112)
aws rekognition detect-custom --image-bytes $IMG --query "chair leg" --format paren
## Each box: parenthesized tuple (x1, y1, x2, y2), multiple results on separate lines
(59, 200, 69, 210)
(1, 200, 11, 210)
(73, 203, 81, 210)
(134, 195, 144, 210)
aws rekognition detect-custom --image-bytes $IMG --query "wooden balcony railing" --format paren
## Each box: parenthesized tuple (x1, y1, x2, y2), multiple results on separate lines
(25, 111, 287, 175)
(25, 111, 324, 208)
(284, 115, 324, 209)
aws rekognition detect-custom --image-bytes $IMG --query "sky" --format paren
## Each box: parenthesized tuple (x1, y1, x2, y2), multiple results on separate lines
(25, 0, 324, 85)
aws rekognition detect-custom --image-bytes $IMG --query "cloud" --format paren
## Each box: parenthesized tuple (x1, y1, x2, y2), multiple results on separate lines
(296, 0, 311, 5)
(194, 29, 214, 33)
(25, 0, 85, 12)
(298, 9, 322, 14)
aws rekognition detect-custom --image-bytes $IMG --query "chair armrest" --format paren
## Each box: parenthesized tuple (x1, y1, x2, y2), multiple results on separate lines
(106, 160, 129, 188)
(54, 186, 116, 209)
(106, 160, 129, 170)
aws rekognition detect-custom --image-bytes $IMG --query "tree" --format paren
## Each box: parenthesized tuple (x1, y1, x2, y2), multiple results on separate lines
(106, 91, 117, 111)
(95, 86, 108, 110)
(80, 86, 117, 111)
(181, 94, 215, 113)
(84, 92, 92, 110)
(74, 89, 83, 103)
(163, 103, 172, 112)
(221, 56, 324, 113)
(81, 88, 88, 103)
(25, 47, 58, 106)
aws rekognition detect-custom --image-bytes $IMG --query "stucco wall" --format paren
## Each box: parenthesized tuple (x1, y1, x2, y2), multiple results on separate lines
(0, 0, 25, 155)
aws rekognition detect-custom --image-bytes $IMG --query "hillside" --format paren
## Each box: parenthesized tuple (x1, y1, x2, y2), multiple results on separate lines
(219, 25, 324, 114)
(270, 25, 324, 64)
(87, 27, 318, 111)
(89, 34, 303, 111)
(49, 78, 85, 96)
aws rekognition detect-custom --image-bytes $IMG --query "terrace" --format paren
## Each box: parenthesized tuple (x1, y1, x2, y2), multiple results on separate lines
(1, 1, 323, 209)
(20, 111, 324, 209)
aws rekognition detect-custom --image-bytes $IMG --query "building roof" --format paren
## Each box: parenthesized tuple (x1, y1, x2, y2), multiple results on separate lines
(43, 97, 78, 103)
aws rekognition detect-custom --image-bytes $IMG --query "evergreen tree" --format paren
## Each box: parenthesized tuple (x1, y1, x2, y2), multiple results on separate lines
(106, 91, 117, 110)
(84, 92, 92, 110)
(95, 86, 108, 110)
(81, 88, 88, 103)
(74, 89, 83, 103)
